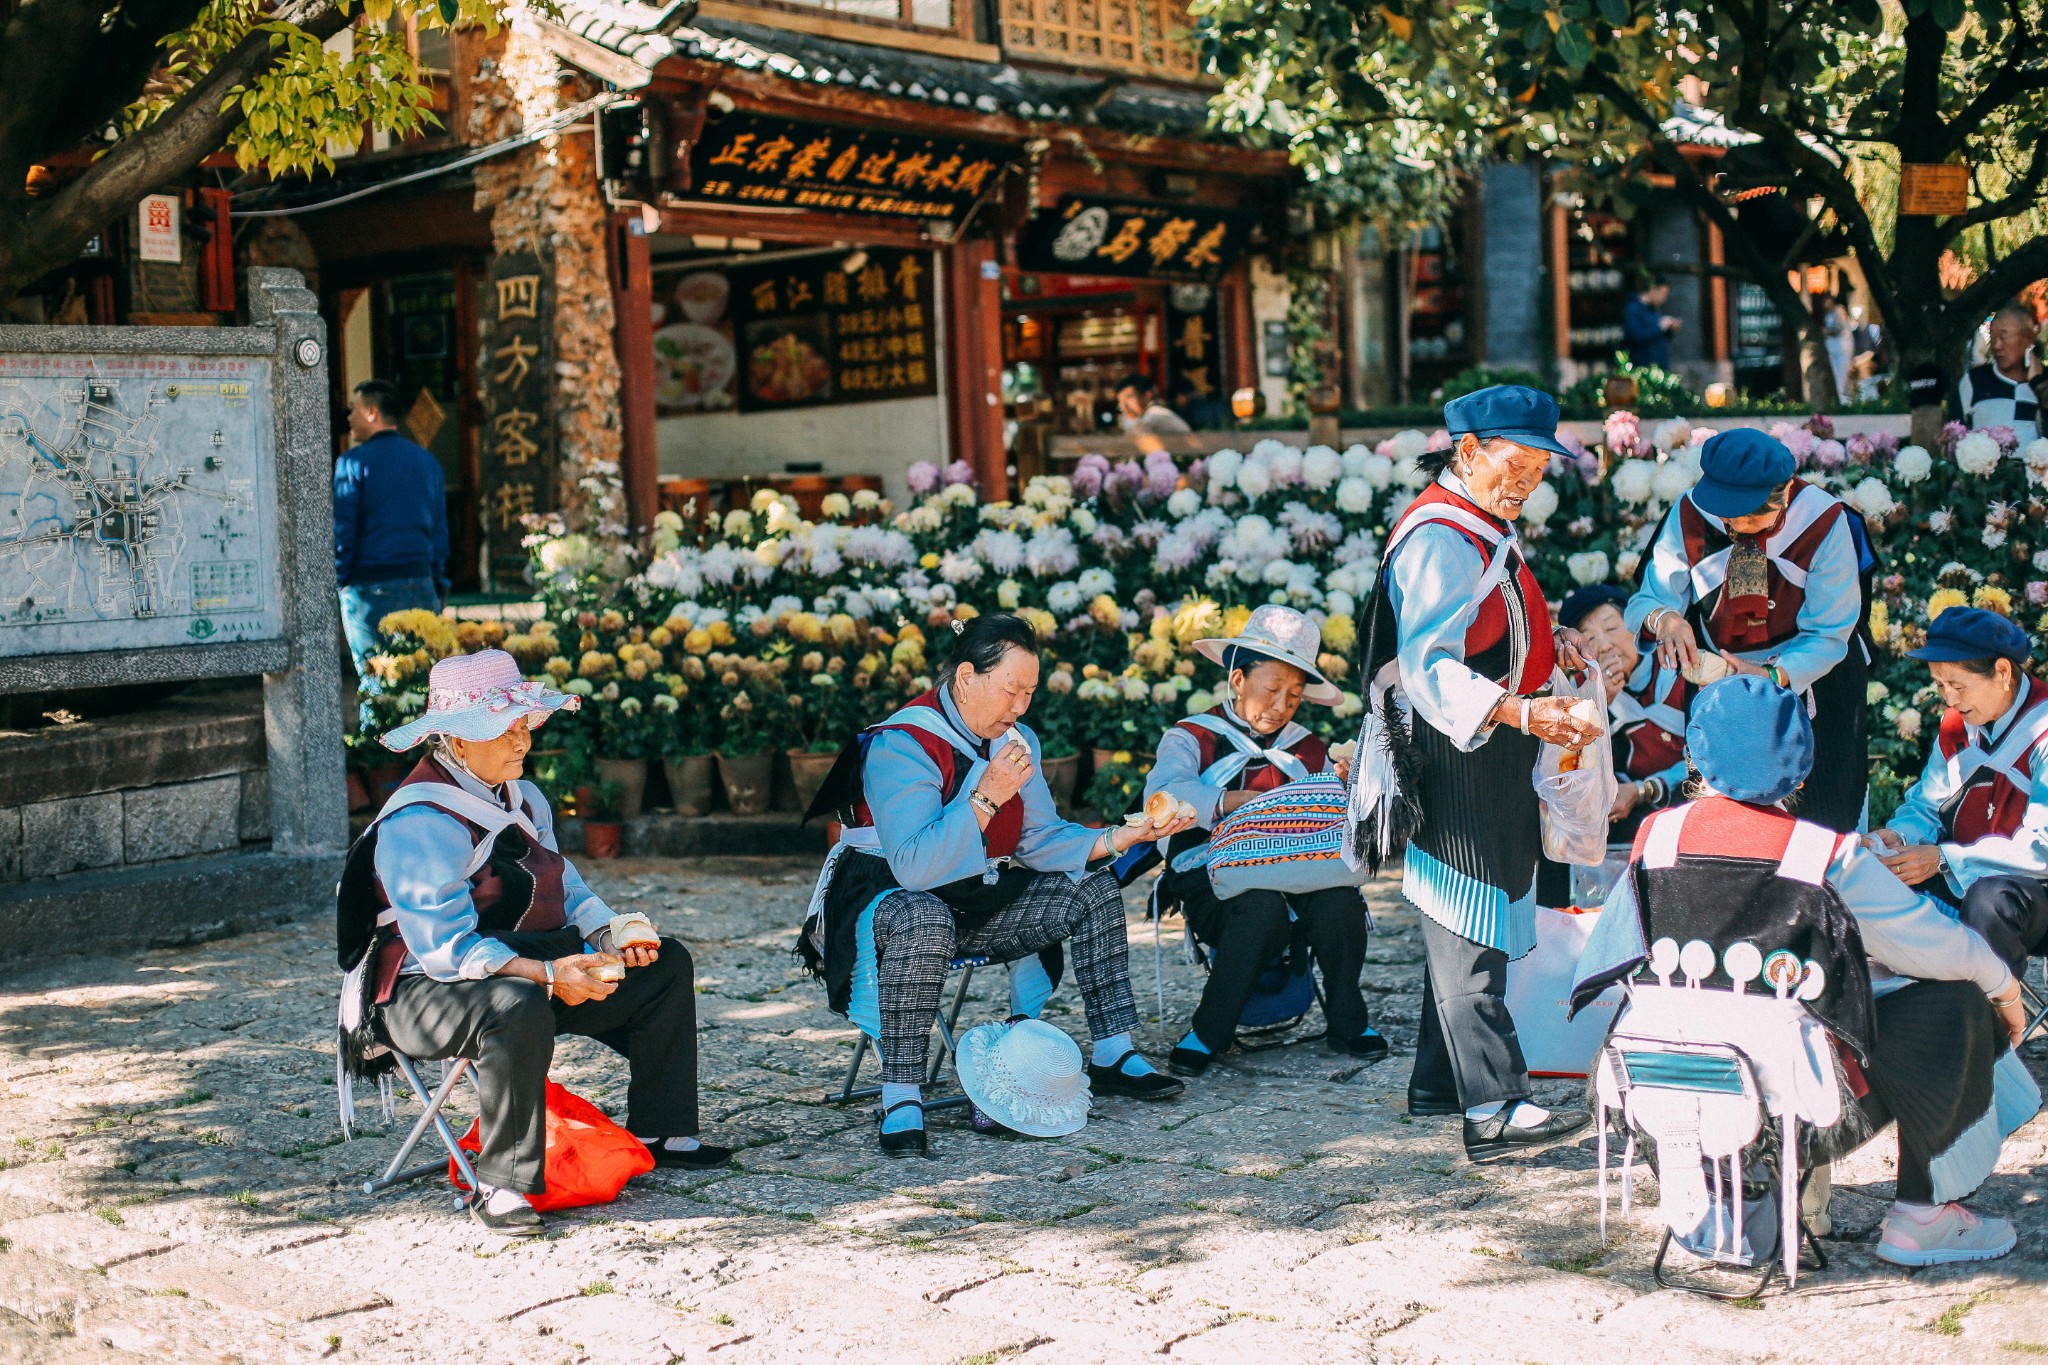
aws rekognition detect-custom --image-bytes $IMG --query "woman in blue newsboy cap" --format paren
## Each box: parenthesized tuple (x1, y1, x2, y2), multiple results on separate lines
(1356, 384, 1601, 1163)
(1626, 427, 1870, 833)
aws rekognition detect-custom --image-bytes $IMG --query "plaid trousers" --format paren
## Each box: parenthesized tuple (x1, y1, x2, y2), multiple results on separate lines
(870, 869, 1138, 1084)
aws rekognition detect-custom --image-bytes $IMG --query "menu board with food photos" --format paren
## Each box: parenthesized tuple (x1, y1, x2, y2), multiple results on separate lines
(720, 248, 939, 413)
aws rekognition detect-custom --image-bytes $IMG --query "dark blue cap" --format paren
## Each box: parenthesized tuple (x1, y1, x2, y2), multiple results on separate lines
(1692, 428, 1796, 518)
(1909, 606, 2032, 665)
(1442, 385, 1572, 459)
(1686, 675, 1813, 806)
(1560, 585, 1630, 631)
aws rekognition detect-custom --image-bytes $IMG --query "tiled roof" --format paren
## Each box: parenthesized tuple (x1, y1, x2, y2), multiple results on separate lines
(1662, 101, 1759, 150)
(549, 3, 1215, 138)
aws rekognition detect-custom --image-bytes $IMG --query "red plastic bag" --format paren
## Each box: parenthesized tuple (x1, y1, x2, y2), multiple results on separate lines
(449, 1079, 655, 1211)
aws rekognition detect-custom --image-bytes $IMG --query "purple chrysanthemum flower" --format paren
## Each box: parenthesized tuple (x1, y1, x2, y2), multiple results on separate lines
(906, 461, 941, 495)
(942, 459, 976, 486)
(1072, 453, 1110, 499)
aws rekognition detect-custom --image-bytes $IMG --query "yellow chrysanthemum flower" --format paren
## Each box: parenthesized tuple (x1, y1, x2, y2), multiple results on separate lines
(1170, 598, 1223, 649)
(1222, 604, 1252, 637)
(1867, 601, 1890, 645)
(1321, 614, 1357, 654)
(544, 656, 573, 681)
(1926, 588, 1968, 621)
(1973, 585, 2014, 616)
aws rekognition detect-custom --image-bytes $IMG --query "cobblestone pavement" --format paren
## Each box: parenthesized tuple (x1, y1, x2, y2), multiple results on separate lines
(0, 856, 2041, 1363)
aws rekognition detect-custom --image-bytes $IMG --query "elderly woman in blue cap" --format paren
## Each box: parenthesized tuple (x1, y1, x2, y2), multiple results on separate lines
(1627, 427, 1869, 832)
(1874, 606, 2048, 986)
(341, 650, 729, 1237)
(1576, 677, 2033, 1267)
(1359, 384, 1603, 1162)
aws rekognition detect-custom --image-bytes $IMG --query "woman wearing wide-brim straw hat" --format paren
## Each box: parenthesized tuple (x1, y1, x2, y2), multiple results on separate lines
(1143, 604, 1384, 1078)
(1357, 384, 1601, 1163)
(338, 649, 729, 1238)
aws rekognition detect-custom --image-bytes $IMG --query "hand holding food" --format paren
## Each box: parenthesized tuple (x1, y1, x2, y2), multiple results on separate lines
(1682, 652, 1732, 686)
(603, 912, 661, 967)
(976, 739, 1034, 806)
(549, 953, 620, 1005)
(1125, 790, 1198, 830)
(587, 954, 627, 984)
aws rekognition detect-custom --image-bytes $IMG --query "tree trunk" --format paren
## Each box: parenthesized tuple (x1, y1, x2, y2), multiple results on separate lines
(1799, 316, 1839, 413)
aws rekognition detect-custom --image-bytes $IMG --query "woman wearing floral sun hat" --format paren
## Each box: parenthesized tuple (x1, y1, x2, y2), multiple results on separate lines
(337, 649, 728, 1238)
(1142, 603, 1382, 1077)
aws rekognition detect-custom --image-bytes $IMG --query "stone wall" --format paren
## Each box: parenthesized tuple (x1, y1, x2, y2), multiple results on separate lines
(468, 28, 629, 538)
(0, 688, 270, 886)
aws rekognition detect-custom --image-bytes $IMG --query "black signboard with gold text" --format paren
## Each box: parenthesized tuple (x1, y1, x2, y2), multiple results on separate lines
(1016, 197, 1258, 284)
(686, 111, 1010, 223)
(1165, 283, 1224, 413)
(477, 252, 553, 586)
(727, 248, 938, 412)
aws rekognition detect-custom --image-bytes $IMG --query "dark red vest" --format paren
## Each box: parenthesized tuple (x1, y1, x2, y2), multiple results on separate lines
(1616, 668, 1688, 781)
(1391, 482, 1557, 695)
(1678, 478, 1847, 653)
(852, 690, 1023, 859)
(1176, 706, 1329, 796)
(1934, 676, 2048, 845)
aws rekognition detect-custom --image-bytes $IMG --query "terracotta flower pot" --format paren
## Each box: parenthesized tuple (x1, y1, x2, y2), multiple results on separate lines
(584, 821, 623, 859)
(786, 749, 838, 816)
(663, 754, 716, 817)
(1041, 753, 1079, 813)
(717, 752, 774, 815)
(595, 757, 649, 820)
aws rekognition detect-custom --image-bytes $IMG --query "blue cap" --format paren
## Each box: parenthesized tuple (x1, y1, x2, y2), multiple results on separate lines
(1442, 385, 1572, 459)
(1560, 585, 1630, 631)
(1686, 676, 1813, 806)
(1691, 428, 1796, 518)
(1909, 606, 2032, 665)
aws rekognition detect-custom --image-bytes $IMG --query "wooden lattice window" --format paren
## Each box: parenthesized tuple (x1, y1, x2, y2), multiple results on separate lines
(1002, 0, 1203, 81)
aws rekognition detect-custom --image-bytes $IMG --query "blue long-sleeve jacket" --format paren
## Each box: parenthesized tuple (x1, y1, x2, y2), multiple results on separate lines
(1622, 296, 1671, 369)
(334, 429, 450, 590)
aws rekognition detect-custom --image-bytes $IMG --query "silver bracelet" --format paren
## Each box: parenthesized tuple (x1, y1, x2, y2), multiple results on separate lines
(1519, 697, 1531, 732)
(544, 959, 556, 1001)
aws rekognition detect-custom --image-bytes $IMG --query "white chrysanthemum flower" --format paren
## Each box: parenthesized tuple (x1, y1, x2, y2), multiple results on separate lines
(1650, 459, 1696, 504)
(996, 578, 1021, 609)
(1615, 550, 1641, 580)
(1207, 448, 1243, 489)
(2024, 438, 2048, 481)
(1361, 453, 1396, 489)
(1046, 581, 1084, 615)
(1890, 445, 1932, 484)
(1390, 429, 1429, 462)
(1847, 477, 1896, 519)
(1302, 445, 1342, 490)
(721, 509, 753, 539)
(1652, 418, 1692, 452)
(1395, 455, 1431, 490)
(1267, 445, 1305, 486)
(1984, 525, 2009, 549)
(1610, 459, 1657, 506)
(1167, 487, 1201, 519)
(1568, 550, 1612, 586)
(1519, 480, 1558, 526)
(1326, 589, 1356, 620)
(1340, 444, 1372, 478)
(1956, 431, 2001, 475)
(1235, 457, 1273, 499)
(1072, 507, 1097, 537)
(1336, 477, 1374, 515)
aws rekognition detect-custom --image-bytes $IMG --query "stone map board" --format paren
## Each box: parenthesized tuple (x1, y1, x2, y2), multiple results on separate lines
(0, 354, 284, 656)
(0, 270, 346, 960)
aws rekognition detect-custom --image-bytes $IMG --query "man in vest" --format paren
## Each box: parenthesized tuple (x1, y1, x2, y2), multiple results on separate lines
(1955, 304, 2047, 446)
(1873, 607, 2048, 983)
(1628, 428, 1868, 832)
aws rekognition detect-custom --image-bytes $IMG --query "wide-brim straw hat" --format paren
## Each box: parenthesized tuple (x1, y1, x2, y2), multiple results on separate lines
(955, 1018, 1091, 1138)
(1191, 603, 1341, 706)
(380, 648, 578, 751)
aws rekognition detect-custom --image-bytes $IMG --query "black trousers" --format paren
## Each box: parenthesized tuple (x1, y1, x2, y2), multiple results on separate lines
(1953, 873, 2048, 981)
(1849, 979, 2000, 1204)
(1180, 881, 1370, 1054)
(1409, 916, 1531, 1111)
(379, 936, 700, 1193)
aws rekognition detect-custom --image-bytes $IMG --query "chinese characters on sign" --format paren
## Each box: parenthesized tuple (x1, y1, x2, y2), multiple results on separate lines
(477, 253, 552, 583)
(138, 194, 181, 264)
(1016, 197, 1258, 285)
(726, 248, 939, 413)
(1165, 283, 1223, 413)
(685, 112, 1011, 223)
(1899, 163, 1970, 216)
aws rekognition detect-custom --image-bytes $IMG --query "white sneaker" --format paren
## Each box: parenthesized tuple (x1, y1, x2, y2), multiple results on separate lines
(1875, 1203, 2016, 1267)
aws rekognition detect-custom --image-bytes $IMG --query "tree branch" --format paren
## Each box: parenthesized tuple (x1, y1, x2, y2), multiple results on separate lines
(2, 0, 346, 293)
(1935, 18, 2047, 159)
(1944, 234, 2048, 349)
(1938, 134, 2048, 244)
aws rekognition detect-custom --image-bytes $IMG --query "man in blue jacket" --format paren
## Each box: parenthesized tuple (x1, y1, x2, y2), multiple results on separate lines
(334, 379, 450, 691)
(1622, 276, 1680, 370)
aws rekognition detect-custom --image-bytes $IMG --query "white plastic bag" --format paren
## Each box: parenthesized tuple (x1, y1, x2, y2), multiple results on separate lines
(1505, 903, 1622, 1077)
(1535, 667, 1618, 867)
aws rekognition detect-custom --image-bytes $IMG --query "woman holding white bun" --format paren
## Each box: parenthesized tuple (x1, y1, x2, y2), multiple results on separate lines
(1143, 604, 1381, 1077)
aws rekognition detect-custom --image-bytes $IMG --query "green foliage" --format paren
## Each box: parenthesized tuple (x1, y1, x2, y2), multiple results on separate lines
(1084, 753, 1152, 821)
(1559, 357, 1700, 418)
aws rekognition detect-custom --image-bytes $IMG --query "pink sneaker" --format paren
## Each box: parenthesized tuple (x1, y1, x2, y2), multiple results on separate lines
(1876, 1203, 2016, 1267)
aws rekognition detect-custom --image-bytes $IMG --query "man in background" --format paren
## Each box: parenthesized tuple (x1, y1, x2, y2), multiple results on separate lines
(334, 378, 449, 695)
(1116, 373, 1191, 443)
(1957, 303, 2048, 445)
(1622, 275, 1681, 370)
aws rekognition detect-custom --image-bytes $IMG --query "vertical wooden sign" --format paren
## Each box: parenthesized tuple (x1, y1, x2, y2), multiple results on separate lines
(477, 253, 553, 587)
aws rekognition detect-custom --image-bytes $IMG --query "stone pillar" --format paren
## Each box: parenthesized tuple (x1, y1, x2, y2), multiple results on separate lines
(469, 29, 629, 541)
(247, 267, 349, 857)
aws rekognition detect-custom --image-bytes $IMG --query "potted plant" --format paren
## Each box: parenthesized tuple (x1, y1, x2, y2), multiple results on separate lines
(583, 779, 625, 859)
(708, 654, 783, 816)
(655, 681, 716, 817)
(783, 644, 858, 814)
(593, 691, 656, 820)
(1029, 661, 1081, 814)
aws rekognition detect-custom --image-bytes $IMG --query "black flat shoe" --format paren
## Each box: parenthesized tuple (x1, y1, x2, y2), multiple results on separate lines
(1167, 1045, 1214, 1078)
(467, 1192, 543, 1237)
(1407, 1088, 1462, 1117)
(644, 1140, 734, 1170)
(1463, 1107, 1592, 1163)
(878, 1099, 930, 1158)
(1328, 1030, 1390, 1062)
(1087, 1051, 1185, 1100)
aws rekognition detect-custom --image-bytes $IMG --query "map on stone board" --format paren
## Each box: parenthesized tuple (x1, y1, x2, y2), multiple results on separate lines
(0, 353, 284, 657)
